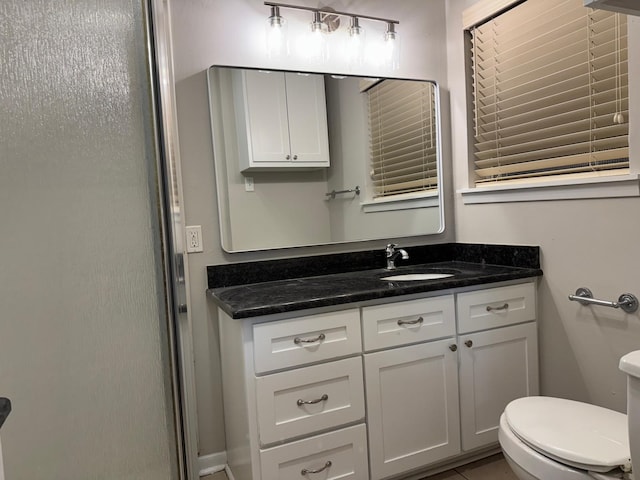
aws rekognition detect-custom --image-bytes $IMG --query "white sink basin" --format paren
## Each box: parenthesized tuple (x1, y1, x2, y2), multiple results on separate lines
(381, 273, 454, 281)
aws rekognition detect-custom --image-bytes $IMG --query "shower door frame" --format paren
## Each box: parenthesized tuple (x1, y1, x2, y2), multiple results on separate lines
(143, 0, 201, 478)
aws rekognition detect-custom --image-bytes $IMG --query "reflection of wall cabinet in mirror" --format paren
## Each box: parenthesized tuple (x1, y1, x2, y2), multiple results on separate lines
(233, 70, 330, 171)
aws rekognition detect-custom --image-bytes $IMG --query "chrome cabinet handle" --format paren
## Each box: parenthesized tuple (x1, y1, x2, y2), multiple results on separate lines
(449, 344, 458, 352)
(293, 154, 298, 160)
(465, 340, 473, 348)
(486, 303, 509, 312)
(397, 316, 424, 326)
(294, 333, 326, 345)
(301, 461, 332, 476)
(286, 154, 291, 160)
(297, 393, 328, 406)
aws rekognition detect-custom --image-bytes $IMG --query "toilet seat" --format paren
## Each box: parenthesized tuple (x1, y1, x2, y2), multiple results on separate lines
(504, 397, 631, 473)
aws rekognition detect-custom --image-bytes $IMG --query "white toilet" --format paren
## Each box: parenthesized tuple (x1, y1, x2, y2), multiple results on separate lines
(499, 350, 640, 480)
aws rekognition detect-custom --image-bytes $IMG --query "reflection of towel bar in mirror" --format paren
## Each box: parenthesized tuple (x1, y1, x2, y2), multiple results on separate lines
(326, 186, 360, 199)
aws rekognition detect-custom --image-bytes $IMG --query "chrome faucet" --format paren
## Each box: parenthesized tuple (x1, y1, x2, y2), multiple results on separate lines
(385, 243, 409, 270)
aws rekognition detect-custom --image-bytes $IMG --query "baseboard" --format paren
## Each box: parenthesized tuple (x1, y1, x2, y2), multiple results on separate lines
(225, 465, 236, 480)
(198, 451, 227, 477)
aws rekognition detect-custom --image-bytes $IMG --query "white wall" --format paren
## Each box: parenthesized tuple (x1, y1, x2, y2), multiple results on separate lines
(169, 0, 454, 456)
(446, 1, 640, 411)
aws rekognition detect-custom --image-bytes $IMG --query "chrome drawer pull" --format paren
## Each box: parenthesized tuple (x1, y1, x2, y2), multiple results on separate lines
(465, 340, 473, 348)
(397, 316, 424, 326)
(486, 303, 509, 312)
(301, 460, 332, 476)
(294, 333, 326, 345)
(297, 393, 328, 406)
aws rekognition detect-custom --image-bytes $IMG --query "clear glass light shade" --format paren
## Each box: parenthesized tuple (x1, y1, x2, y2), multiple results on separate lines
(346, 17, 365, 68)
(383, 23, 400, 70)
(306, 11, 328, 63)
(265, 7, 288, 59)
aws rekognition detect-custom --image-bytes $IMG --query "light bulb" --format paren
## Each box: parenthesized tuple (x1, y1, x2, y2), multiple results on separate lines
(265, 6, 288, 59)
(347, 17, 365, 68)
(383, 22, 400, 70)
(307, 11, 328, 63)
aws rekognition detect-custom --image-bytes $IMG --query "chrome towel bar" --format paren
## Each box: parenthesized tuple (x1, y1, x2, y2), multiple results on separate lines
(568, 287, 639, 313)
(325, 186, 360, 199)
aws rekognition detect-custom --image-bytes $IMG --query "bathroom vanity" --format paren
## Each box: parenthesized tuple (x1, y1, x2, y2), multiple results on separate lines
(208, 244, 542, 480)
(0, 398, 11, 480)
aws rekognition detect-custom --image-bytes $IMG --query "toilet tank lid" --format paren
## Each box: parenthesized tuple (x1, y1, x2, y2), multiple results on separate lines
(620, 350, 640, 378)
(505, 396, 630, 471)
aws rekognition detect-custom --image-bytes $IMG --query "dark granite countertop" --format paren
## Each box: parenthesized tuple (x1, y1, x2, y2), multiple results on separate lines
(0, 398, 11, 429)
(209, 258, 542, 319)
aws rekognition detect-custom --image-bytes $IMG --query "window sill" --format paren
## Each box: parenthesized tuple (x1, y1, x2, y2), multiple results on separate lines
(361, 191, 439, 213)
(459, 174, 640, 204)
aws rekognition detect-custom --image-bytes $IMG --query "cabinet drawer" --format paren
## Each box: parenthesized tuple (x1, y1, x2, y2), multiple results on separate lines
(260, 424, 368, 480)
(256, 357, 365, 445)
(253, 309, 361, 374)
(457, 282, 536, 334)
(362, 296, 455, 351)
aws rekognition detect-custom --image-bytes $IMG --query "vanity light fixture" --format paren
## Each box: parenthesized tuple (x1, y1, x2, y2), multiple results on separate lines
(264, 2, 399, 68)
(347, 16, 365, 67)
(265, 5, 288, 59)
(383, 22, 400, 70)
(308, 10, 329, 62)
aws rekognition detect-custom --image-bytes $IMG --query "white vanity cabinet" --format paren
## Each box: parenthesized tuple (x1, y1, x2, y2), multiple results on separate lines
(362, 296, 461, 480)
(218, 279, 538, 480)
(457, 283, 539, 452)
(218, 307, 369, 480)
(233, 69, 330, 171)
(0, 436, 4, 480)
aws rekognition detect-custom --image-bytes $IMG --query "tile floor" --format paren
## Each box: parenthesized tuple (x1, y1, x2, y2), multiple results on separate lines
(201, 471, 227, 480)
(200, 453, 517, 480)
(422, 454, 517, 480)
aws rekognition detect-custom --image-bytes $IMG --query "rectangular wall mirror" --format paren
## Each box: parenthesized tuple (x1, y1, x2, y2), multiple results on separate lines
(207, 65, 444, 252)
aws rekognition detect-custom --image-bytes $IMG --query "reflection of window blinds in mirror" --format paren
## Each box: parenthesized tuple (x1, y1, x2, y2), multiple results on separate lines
(469, 0, 628, 185)
(368, 81, 438, 198)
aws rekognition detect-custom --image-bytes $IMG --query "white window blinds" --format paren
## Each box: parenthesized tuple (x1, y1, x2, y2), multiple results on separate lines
(367, 80, 438, 198)
(469, 0, 628, 185)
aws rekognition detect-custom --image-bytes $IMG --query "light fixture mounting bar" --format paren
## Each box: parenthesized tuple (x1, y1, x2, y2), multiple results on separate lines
(263, 2, 399, 25)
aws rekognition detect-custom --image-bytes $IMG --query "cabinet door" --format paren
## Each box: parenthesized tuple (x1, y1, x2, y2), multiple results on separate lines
(459, 322, 539, 451)
(243, 70, 291, 164)
(365, 339, 460, 480)
(284, 73, 330, 165)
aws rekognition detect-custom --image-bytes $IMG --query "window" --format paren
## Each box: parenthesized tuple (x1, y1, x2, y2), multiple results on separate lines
(366, 80, 438, 199)
(467, 0, 628, 187)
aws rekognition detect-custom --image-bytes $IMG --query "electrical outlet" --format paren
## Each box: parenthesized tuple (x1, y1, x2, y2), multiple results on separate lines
(244, 176, 255, 192)
(185, 226, 203, 253)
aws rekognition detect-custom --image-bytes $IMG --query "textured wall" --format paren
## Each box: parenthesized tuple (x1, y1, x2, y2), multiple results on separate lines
(0, 1, 178, 478)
